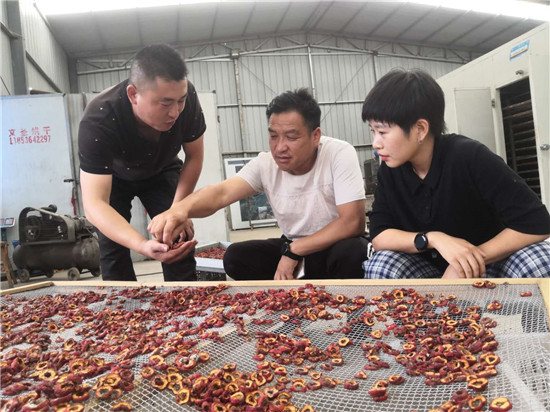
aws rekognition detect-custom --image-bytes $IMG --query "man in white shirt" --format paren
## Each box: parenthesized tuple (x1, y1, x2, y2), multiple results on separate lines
(149, 88, 368, 280)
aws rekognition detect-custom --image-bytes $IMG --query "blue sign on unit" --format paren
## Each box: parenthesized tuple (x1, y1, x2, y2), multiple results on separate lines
(510, 40, 529, 61)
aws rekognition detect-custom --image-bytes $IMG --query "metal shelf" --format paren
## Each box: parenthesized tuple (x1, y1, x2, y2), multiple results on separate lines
(500, 78, 541, 197)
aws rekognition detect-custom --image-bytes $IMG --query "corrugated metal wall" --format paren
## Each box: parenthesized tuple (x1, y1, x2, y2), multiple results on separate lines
(1, 0, 14, 95)
(19, 0, 70, 92)
(75, 33, 466, 177)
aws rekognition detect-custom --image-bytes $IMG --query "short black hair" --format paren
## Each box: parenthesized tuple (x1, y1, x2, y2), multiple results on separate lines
(362, 68, 446, 137)
(266, 88, 321, 133)
(129, 44, 188, 88)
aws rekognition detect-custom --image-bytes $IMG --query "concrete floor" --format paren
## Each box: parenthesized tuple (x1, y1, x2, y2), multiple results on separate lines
(1, 226, 282, 289)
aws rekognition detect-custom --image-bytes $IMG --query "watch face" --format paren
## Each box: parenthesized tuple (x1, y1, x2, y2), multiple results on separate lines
(281, 242, 290, 255)
(414, 233, 428, 251)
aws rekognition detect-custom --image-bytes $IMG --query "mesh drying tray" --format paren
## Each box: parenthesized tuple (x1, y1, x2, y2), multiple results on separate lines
(1, 280, 549, 412)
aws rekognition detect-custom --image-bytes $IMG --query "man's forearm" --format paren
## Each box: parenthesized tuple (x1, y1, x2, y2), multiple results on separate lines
(172, 158, 203, 204)
(85, 201, 148, 252)
(291, 214, 365, 257)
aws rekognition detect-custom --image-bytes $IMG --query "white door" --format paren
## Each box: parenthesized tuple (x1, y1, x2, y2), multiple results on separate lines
(454, 88, 497, 155)
(1, 94, 76, 248)
(528, 53, 549, 208)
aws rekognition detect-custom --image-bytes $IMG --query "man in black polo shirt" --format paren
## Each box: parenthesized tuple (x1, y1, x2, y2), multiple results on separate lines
(78, 44, 205, 281)
(362, 68, 550, 279)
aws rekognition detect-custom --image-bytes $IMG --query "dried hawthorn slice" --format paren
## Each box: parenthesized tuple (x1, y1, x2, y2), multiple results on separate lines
(176, 388, 191, 405)
(264, 387, 279, 399)
(95, 385, 113, 400)
(295, 367, 309, 375)
(320, 363, 333, 371)
(440, 375, 454, 385)
(175, 356, 197, 371)
(370, 330, 383, 339)
(309, 371, 322, 380)
(35, 361, 49, 371)
(372, 394, 389, 402)
(520, 291, 532, 297)
(330, 358, 344, 366)
(197, 352, 210, 363)
(168, 381, 185, 395)
(229, 391, 245, 405)
(451, 389, 471, 403)
(469, 395, 487, 411)
(472, 280, 485, 288)
(280, 314, 290, 322)
(388, 375, 405, 385)
(54, 381, 75, 397)
(321, 377, 337, 388)
(110, 389, 123, 401)
(245, 391, 261, 406)
(150, 375, 168, 391)
(72, 391, 90, 403)
(489, 397, 513, 412)
(368, 387, 387, 397)
(257, 361, 270, 370)
(290, 381, 307, 393)
(307, 381, 322, 391)
(354, 370, 368, 380)
(141, 367, 155, 379)
(104, 373, 121, 387)
(373, 379, 388, 388)
(274, 366, 287, 376)
(301, 406, 315, 412)
(484, 280, 497, 289)
(344, 380, 359, 390)
(468, 377, 488, 392)
(223, 363, 237, 372)
(338, 337, 351, 347)
(487, 301, 502, 311)
(260, 370, 274, 383)
(112, 402, 133, 411)
(480, 353, 500, 366)
(39, 368, 57, 381)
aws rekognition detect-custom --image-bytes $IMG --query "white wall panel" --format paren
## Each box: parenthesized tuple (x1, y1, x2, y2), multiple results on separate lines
(1, 34, 14, 96)
(26, 62, 56, 93)
(1, 1, 14, 95)
(186, 60, 235, 104)
(19, 0, 70, 92)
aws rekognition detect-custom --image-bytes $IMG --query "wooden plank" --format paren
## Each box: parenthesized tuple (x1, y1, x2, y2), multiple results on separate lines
(3, 278, 549, 322)
(0, 281, 54, 296)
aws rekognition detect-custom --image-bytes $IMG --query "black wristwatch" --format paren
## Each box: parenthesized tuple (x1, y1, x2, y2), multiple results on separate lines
(414, 232, 429, 252)
(281, 242, 302, 261)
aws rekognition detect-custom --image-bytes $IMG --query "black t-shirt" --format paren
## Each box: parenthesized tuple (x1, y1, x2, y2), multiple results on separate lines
(370, 134, 550, 245)
(78, 79, 206, 181)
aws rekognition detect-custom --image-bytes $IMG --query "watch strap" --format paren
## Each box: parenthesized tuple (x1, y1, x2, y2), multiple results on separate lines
(282, 242, 302, 261)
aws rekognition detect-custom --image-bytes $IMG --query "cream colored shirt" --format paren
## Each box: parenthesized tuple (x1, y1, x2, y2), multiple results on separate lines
(237, 136, 365, 240)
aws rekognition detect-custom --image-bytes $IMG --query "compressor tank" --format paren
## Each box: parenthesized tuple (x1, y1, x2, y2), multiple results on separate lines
(13, 236, 100, 272)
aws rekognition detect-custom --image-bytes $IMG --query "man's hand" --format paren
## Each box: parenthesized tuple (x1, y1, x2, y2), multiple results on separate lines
(138, 238, 197, 264)
(430, 232, 486, 278)
(274, 256, 299, 280)
(148, 209, 188, 245)
(180, 219, 195, 242)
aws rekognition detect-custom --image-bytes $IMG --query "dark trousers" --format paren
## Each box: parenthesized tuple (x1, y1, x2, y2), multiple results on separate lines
(96, 168, 196, 282)
(223, 236, 368, 280)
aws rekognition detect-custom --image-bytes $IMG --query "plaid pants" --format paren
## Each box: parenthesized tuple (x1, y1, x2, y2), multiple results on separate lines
(363, 241, 550, 279)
